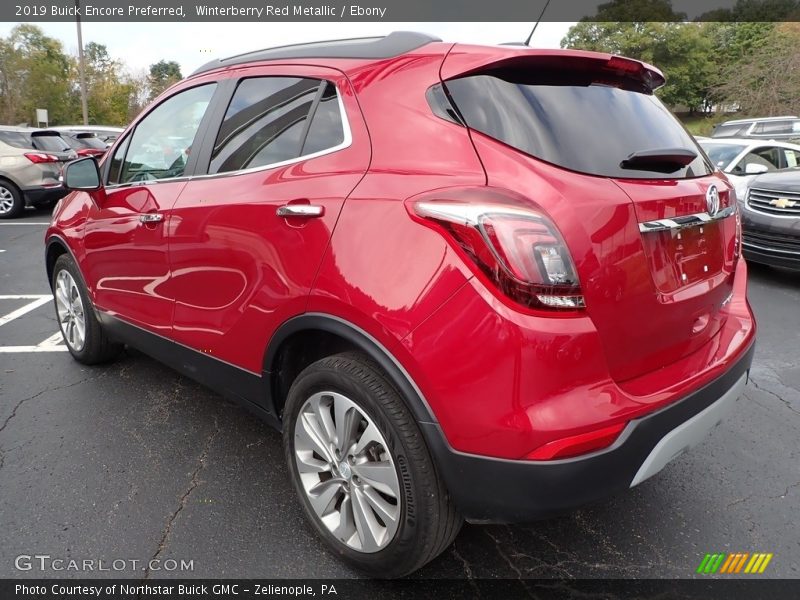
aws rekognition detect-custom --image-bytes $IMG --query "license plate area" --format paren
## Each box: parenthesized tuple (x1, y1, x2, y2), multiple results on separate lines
(641, 222, 724, 294)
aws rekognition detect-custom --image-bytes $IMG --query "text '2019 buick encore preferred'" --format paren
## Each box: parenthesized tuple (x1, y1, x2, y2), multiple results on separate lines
(46, 33, 756, 577)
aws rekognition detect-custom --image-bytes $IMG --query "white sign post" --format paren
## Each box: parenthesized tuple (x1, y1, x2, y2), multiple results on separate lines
(35, 108, 48, 127)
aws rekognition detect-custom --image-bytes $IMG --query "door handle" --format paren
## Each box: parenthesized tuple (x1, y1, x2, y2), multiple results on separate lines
(276, 204, 325, 218)
(139, 213, 164, 224)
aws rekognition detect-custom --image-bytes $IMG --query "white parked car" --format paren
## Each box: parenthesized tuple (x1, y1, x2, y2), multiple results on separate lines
(698, 137, 800, 200)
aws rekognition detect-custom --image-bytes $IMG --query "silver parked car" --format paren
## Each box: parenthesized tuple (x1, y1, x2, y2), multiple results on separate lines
(698, 137, 800, 200)
(0, 127, 77, 219)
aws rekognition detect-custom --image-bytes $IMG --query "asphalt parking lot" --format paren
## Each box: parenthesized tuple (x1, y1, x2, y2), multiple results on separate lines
(1, 208, 798, 581)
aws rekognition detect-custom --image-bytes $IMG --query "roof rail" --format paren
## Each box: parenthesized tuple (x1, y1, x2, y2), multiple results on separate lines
(191, 31, 442, 76)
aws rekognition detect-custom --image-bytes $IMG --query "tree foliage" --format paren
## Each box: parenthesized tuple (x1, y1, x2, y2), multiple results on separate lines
(0, 24, 181, 126)
(148, 60, 182, 100)
(562, 15, 783, 115)
(714, 22, 800, 116)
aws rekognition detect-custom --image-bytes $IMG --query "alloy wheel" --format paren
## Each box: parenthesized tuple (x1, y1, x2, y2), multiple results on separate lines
(54, 270, 86, 352)
(0, 185, 14, 215)
(293, 391, 401, 553)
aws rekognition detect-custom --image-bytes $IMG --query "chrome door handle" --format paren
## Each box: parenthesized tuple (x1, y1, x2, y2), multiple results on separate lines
(139, 213, 164, 223)
(276, 204, 324, 218)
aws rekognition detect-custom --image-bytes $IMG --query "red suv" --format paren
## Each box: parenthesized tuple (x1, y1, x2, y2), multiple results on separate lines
(46, 33, 756, 577)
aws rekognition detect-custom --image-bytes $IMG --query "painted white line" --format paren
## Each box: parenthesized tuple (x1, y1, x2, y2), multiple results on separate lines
(0, 296, 52, 327)
(38, 331, 65, 347)
(0, 249, 5, 253)
(0, 295, 51, 300)
(0, 345, 67, 353)
(0, 222, 50, 225)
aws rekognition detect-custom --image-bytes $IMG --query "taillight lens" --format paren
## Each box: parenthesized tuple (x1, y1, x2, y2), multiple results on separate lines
(24, 152, 59, 164)
(415, 201, 585, 310)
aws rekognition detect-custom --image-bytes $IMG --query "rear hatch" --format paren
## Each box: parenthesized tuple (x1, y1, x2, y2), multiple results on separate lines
(441, 47, 739, 383)
(31, 130, 78, 162)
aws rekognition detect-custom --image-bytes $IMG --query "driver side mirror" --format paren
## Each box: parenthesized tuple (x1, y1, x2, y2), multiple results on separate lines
(63, 157, 102, 191)
(744, 163, 770, 175)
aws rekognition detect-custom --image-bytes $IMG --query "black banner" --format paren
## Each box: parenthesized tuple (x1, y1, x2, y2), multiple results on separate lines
(3, 0, 800, 23)
(3, 579, 800, 600)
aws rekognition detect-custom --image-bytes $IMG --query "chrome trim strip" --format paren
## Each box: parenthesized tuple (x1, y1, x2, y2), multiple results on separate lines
(638, 206, 735, 233)
(104, 85, 353, 192)
(742, 240, 800, 256)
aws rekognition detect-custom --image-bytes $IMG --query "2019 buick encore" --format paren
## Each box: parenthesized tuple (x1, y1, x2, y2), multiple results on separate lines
(45, 33, 756, 577)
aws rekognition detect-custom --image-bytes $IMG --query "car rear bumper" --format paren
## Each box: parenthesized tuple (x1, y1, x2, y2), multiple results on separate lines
(23, 184, 67, 207)
(422, 340, 754, 523)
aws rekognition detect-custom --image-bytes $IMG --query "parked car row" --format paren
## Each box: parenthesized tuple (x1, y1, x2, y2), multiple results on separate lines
(0, 124, 122, 218)
(711, 115, 800, 142)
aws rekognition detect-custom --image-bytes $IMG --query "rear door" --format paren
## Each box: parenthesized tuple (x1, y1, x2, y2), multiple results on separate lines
(166, 65, 371, 375)
(442, 48, 740, 383)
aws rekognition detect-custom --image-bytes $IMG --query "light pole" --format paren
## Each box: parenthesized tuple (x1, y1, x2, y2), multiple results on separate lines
(75, 0, 88, 125)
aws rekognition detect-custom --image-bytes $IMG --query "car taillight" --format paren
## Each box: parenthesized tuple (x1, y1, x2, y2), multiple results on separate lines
(414, 201, 585, 310)
(24, 152, 59, 164)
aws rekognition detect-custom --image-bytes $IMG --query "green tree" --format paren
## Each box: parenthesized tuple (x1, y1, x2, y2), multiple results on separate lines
(715, 22, 800, 116)
(148, 60, 182, 100)
(82, 42, 135, 125)
(1, 24, 75, 125)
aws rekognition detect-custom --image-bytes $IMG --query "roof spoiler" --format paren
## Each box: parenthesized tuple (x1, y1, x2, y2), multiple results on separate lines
(441, 46, 665, 93)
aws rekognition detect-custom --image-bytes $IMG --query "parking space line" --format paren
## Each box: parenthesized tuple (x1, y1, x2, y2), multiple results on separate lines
(0, 295, 53, 327)
(0, 222, 50, 226)
(0, 344, 67, 353)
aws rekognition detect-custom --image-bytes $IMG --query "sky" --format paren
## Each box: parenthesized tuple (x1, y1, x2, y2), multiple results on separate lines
(0, 22, 575, 76)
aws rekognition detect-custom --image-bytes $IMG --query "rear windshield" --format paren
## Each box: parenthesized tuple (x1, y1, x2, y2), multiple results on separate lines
(75, 135, 107, 149)
(32, 133, 71, 152)
(712, 123, 749, 138)
(445, 74, 713, 179)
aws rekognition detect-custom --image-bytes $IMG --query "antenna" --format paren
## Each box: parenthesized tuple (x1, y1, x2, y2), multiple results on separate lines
(525, 0, 552, 46)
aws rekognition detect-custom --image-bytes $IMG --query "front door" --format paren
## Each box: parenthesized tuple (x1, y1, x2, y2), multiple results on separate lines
(82, 83, 218, 333)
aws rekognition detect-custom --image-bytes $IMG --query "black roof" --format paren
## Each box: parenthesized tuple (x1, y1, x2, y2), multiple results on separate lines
(191, 31, 441, 76)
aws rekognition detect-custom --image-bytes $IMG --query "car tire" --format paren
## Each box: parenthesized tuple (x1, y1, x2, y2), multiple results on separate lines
(0, 180, 24, 219)
(52, 254, 121, 364)
(283, 352, 462, 578)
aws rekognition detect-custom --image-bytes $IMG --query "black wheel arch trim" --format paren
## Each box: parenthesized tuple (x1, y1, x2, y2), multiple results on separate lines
(263, 313, 439, 427)
(45, 234, 81, 289)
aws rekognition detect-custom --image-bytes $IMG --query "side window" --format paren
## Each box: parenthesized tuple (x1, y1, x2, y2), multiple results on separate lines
(113, 84, 216, 184)
(209, 77, 345, 175)
(107, 135, 130, 184)
(783, 149, 800, 168)
(302, 82, 345, 155)
(740, 148, 780, 172)
(753, 121, 792, 136)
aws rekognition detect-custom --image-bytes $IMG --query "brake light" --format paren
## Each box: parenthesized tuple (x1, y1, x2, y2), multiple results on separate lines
(606, 56, 642, 74)
(415, 201, 585, 310)
(24, 152, 59, 164)
(525, 422, 627, 460)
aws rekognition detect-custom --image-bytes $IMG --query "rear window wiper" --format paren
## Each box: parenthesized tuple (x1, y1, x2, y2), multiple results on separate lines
(620, 148, 697, 173)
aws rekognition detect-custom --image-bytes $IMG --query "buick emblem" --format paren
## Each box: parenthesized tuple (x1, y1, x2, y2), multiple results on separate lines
(706, 185, 720, 217)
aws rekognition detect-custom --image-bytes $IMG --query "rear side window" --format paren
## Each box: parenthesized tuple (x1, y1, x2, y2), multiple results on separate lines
(446, 74, 712, 179)
(0, 131, 33, 149)
(209, 77, 345, 175)
(752, 120, 797, 135)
